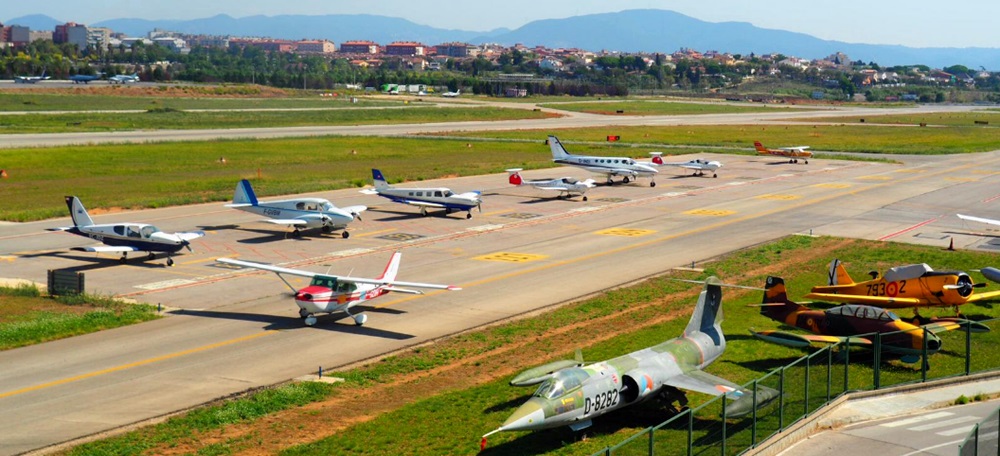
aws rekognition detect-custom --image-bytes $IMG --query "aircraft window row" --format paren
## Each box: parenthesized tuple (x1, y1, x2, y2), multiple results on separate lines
(295, 202, 320, 211)
(113, 225, 153, 239)
(407, 191, 446, 197)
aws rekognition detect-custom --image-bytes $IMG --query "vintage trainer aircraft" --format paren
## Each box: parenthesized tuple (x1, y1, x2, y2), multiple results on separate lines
(649, 153, 723, 178)
(48, 196, 204, 266)
(481, 277, 778, 444)
(506, 168, 596, 201)
(548, 135, 659, 187)
(360, 169, 482, 219)
(217, 252, 460, 327)
(751, 276, 987, 364)
(226, 179, 365, 238)
(753, 141, 812, 164)
(805, 259, 1000, 312)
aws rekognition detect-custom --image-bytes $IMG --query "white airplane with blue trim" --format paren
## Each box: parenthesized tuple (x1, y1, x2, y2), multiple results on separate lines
(506, 168, 596, 201)
(548, 135, 658, 187)
(226, 179, 366, 238)
(47, 196, 204, 266)
(649, 153, 723, 178)
(360, 169, 482, 219)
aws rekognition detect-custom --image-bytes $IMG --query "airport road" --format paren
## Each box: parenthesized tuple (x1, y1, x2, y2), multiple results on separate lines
(3, 149, 1000, 454)
(781, 399, 1000, 456)
(0, 102, 986, 149)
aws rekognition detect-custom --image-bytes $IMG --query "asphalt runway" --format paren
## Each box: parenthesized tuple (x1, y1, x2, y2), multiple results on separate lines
(2, 109, 1000, 454)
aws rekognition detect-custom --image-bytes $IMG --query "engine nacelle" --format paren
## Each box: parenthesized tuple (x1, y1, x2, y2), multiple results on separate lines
(621, 370, 662, 404)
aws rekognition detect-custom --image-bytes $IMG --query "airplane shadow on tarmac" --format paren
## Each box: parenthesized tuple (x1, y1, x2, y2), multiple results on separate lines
(172, 307, 414, 340)
(18, 251, 184, 271)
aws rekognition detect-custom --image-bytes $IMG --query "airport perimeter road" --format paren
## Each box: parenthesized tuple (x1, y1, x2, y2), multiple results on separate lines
(0, 102, 985, 149)
(3, 152, 1000, 454)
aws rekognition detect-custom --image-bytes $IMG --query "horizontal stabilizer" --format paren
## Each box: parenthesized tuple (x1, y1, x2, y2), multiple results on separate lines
(225, 203, 253, 208)
(664, 368, 744, 400)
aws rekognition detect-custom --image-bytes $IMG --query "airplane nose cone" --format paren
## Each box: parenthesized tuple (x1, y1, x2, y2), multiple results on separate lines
(500, 398, 546, 432)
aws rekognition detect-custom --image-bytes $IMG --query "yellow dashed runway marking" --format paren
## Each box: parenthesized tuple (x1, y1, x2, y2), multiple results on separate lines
(813, 183, 851, 189)
(473, 252, 549, 263)
(683, 209, 735, 217)
(894, 169, 927, 173)
(945, 177, 978, 182)
(354, 228, 396, 238)
(757, 194, 801, 201)
(857, 175, 892, 181)
(594, 228, 656, 237)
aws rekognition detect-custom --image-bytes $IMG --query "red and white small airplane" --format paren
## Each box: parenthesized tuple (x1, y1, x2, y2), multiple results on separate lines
(754, 141, 812, 164)
(506, 168, 596, 201)
(217, 252, 461, 327)
(648, 153, 723, 178)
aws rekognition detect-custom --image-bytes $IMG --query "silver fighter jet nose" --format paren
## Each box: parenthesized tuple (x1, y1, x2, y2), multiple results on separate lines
(500, 398, 546, 432)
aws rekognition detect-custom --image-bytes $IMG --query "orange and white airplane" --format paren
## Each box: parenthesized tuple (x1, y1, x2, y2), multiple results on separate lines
(754, 141, 812, 164)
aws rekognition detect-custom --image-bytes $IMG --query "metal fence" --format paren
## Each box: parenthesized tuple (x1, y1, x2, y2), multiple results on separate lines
(593, 317, 1000, 456)
(959, 406, 1000, 456)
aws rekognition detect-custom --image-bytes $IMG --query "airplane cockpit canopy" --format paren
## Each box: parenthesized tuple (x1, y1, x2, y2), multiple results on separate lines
(883, 263, 933, 282)
(310, 276, 339, 289)
(828, 304, 899, 322)
(560, 178, 579, 184)
(533, 367, 589, 399)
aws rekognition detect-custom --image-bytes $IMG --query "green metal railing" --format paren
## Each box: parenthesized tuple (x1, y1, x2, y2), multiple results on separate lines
(959, 406, 1000, 456)
(594, 318, 998, 456)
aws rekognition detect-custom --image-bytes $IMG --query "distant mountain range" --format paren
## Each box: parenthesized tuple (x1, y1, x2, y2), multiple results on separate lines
(5, 9, 1000, 70)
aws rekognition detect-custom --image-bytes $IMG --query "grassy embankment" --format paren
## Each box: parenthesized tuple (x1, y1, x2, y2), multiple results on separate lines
(65, 236, 1000, 455)
(0, 90, 402, 111)
(0, 284, 160, 350)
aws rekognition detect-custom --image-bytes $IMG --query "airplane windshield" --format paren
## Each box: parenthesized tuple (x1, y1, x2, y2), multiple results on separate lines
(533, 368, 587, 399)
(321, 202, 337, 212)
(310, 276, 338, 289)
(140, 226, 159, 238)
(443, 190, 455, 197)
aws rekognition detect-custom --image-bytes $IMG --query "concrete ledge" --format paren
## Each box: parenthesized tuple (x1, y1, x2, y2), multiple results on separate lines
(294, 375, 345, 384)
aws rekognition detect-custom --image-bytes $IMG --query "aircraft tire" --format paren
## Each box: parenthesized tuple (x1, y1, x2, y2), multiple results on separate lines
(147, 252, 156, 260)
(304, 315, 318, 326)
(353, 314, 368, 326)
(466, 213, 472, 219)
(322, 225, 332, 234)
(299, 308, 310, 318)
(623, 176, 630, 184)
(167, 258, 174, 267)
(650, 181, 656, 187)
(582, 196, 588, 202)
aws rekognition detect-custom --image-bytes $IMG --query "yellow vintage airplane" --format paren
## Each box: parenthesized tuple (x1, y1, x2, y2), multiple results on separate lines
(805, 259, 1000, 311)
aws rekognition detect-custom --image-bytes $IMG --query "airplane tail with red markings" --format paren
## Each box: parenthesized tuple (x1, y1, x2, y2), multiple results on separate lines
(378, 251, 403, 281)
(506, 168, 524, 186)
(827, 259, 854, 286)
(753, 141, 770, 153)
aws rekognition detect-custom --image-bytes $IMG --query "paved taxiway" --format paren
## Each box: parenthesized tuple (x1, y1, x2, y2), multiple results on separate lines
(4, 141, 1000, 453)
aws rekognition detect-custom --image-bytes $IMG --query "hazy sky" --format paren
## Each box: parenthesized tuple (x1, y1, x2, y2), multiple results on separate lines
(3, 0, 997, 49)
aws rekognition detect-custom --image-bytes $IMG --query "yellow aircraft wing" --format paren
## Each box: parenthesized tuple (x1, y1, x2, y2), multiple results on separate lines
(751, 330, 873, 348)
(804, 292, 925, 308)
(966, 290, 1000, 303)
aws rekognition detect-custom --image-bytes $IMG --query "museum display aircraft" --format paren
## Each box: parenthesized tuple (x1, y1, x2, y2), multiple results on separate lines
(548, 135, 659, 186)
(805, 259, 1000, 312)
(753, 141, 812, 164)
(751, 276, 987, 364)
(69, 73, 103, 84)
(481, 277, 778, 445)
(47, 196, 204, 266)
(506, 168, 596, 201)
(216, 251, 461, 327)
(108, 73, 139, 84)
(14, 70, 49, 84)
(649, 152, 723, 178)
(360, 168, 482, 219)
(226, 179, 365, 238)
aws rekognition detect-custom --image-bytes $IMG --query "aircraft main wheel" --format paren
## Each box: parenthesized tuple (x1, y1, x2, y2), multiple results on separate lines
(650, 182, 656, 187)
(805, 160, 809, 164)
(299, 308, 310, 318)
(304, 315, 318, 326)
(119, 256, 127, 264)
(291, 230, 302, 238)
(582, 196, 588, 201)
(713, 174, 718, 178)
(342, 231, 350, 239)
(147, 252, 156, 260)
(466, 213, 472, 219)
(167, 258, 175, 267)
(353, 314, 368, 326)
(623, 177, 631, 184)
(322, 225, 332, 234)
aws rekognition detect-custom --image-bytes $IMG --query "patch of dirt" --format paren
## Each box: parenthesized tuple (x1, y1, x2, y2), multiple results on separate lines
(5, 85, 295, 98)
(145, 238, 849, 455)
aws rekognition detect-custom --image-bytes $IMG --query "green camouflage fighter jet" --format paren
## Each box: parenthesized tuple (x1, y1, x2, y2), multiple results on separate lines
(482, 277, 778, 444)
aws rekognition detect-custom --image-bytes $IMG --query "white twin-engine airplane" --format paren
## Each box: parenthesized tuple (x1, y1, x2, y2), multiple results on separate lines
(226, 179, 366, 238)
(217, 251, 461, 327)
(506, 168, 596, 201)
(361, 168, 482, 219)
(548, 135, 658, 187)
(649, 153, 723, 178)
(48, 196, 204, 266)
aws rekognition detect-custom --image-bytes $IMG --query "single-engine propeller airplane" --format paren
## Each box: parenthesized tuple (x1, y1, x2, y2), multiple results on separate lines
(481, 277, 778, 445)
(506, 168, 596, 201)
(217, 252, 461, 327)
(753, 141, 811, 164)
(47, 196, 204, 266)
(805, 259, 1000, 312)
(108, 72, 139, 84)
(226, 179, 365, 238)
(14, 70, 49, 84)
(69, 72, 104, 84)
(360, 168, 482, 219)
(548, 135, 659, 187)
(649, 153, 723, 178)
(751, 276, 987, 364)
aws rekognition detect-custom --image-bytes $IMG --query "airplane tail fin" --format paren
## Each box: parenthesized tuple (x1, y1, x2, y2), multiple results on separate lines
(684, 277, 724, 339)
(753, 141, 768, 153)
(506, 168, 523, 186)
(378, 251, 403, 281)
(548, 136, 571, 160)
(64, 196, 94, 227)
(760, 276, 805, 319)
(232, 179, 259, 206)
(827, 259, 853, 285)
(372, 169, 390, 190)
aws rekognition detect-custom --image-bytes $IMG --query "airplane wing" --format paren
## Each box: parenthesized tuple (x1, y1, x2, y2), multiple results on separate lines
(71, 245, 140, 253)
(803, 292, 924, 307)
(751, 330, 873, 348)
(957, 214, 1000, 227)
(341, 205, 368, 215)
(780, 146, 810, 152)
(335, 275, 461, 291)
(665, 368, 746, 399)
(264, 219, 309, 227)
(177, 231, 206, 241)
(966, 290, 1000, 303)
(217, 258, 317, 278)
(535, 185, 574, 191)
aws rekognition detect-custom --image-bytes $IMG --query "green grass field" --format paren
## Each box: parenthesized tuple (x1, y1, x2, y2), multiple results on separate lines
(535, 100, 794, 116)
(786, 111, 1000, 127)
(66, 236, 1000, 456)
(0, 91, 401, 111)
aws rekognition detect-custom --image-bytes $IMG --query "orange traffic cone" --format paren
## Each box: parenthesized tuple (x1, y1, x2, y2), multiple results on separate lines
(947, 238, 955, 251)
(0, 169, 7, 178)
